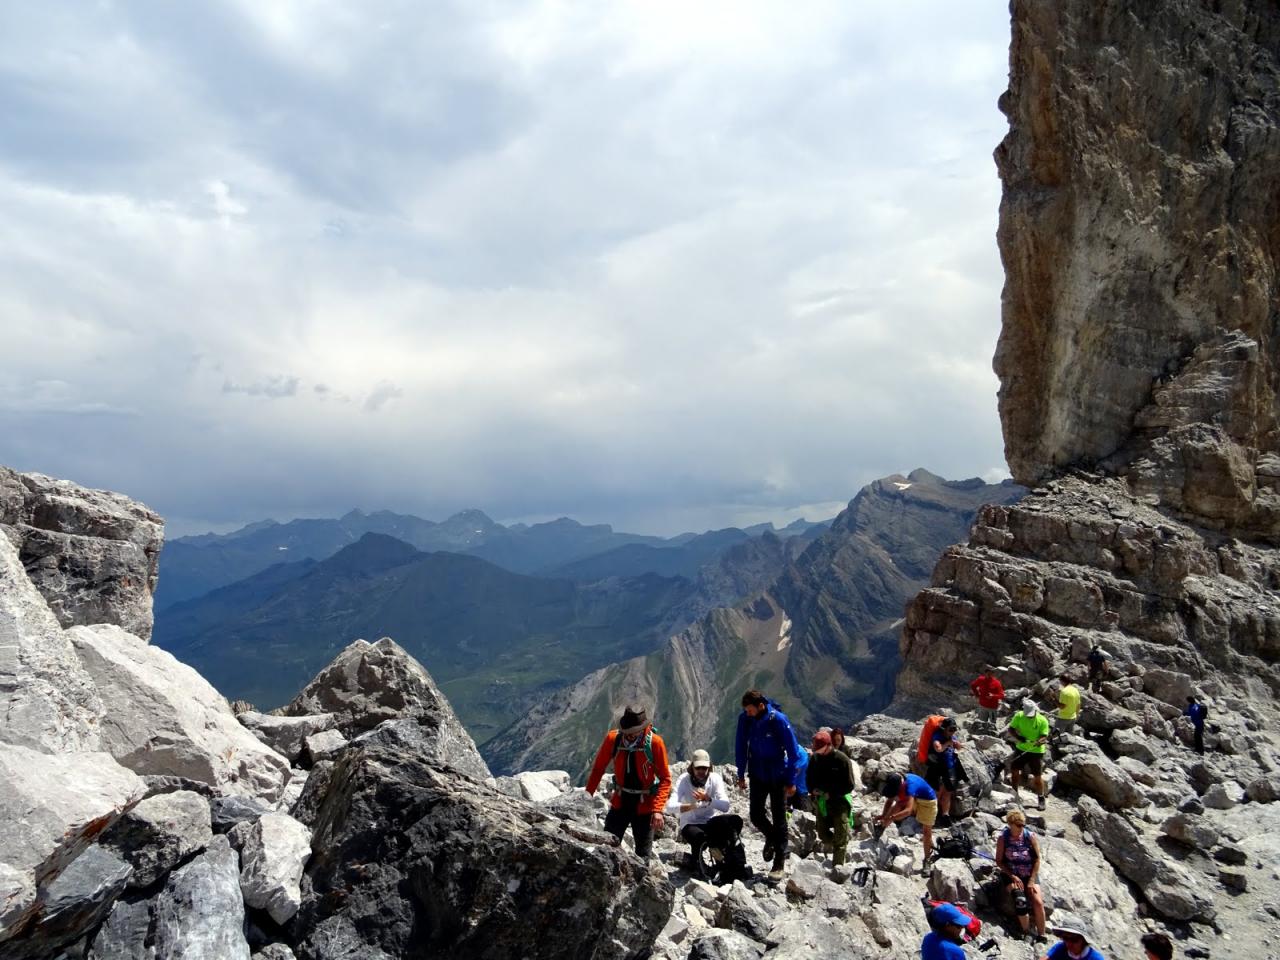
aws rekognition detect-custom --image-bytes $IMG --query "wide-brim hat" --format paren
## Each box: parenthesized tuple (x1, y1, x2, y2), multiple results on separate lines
(619, 705, 648, 734)
(1050, 913, 1091, 941)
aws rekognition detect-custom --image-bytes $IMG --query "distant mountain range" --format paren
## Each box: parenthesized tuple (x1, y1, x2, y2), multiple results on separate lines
(156, 508, 829, 610)
(153, 513, 830, 746)
(486, 470, 1025, 777)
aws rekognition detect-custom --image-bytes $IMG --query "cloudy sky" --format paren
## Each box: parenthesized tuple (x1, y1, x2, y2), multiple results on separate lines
(1, 1, 1013, 537)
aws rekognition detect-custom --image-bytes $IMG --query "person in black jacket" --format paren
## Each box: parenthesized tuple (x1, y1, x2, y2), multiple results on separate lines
(806, 730, 856, 869)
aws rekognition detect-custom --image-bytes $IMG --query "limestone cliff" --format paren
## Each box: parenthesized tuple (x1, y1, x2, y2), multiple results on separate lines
(994, 0, 1280, 541)
(899, 0, 1280, 946)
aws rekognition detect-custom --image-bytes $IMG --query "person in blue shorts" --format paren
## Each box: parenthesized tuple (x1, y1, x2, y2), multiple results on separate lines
(1041, 914, 1105, 960)
(921, 902, 970, 959)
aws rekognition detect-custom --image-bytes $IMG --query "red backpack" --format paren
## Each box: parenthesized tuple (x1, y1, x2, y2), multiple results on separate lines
(916, 715, 946, 764)
(925, 900, 982, 941)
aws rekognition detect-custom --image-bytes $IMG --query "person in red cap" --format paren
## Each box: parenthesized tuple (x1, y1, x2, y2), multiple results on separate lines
(585, 704, 671, 861)
(806, 729, 857, 870)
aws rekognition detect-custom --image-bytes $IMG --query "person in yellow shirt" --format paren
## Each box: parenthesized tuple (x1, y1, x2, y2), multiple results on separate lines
(1056, 674, 1081, 736)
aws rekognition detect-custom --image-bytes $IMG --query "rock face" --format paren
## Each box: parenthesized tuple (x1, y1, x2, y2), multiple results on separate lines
(101, 790, 212, 889)
(994, 1, 1280, 519)
(0, 467, 163, 638)
(0, 533, 104, 753)
(293, 722, 673, 960)
(68, 623, 291, 799)
(153, 835, 251, 960)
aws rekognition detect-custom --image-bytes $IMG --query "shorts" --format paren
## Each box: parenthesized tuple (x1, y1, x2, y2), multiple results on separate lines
(1054, 716, 1076, 735)
(925, 762, 959, 792)
(913, 798, 938, 827)
(1010, 751, 1044, 776)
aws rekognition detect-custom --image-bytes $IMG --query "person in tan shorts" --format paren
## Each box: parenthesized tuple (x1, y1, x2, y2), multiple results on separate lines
(875, 772, 938, 861)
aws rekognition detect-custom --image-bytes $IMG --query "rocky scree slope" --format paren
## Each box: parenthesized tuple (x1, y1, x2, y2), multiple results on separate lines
(490, 470, 1022, 778)
(900, 0, 1280, 955)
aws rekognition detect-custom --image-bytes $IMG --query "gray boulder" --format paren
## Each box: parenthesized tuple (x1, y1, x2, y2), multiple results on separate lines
(285, 637, 489, 779)
(714, 882, 771, 942)
(0, 533, 104, 753)
(237, 812, 312, 925)
(153, 835, 250, 960)
(1161, 812, 1219, 851)
(1055, 739, 1147, 809)
(210, 795, 272, 834)
(237, 712, 337, 763)
(6, 845, 133, 959)
(1076, 796, 1214, 921)
(1247, 776, 1280, 803)
(292, 725, 672, 959)
(253, 945, 298, 960)
(88, 895, 155, 960)
(0, 466, 163, 639)
(302, 729, 347, 766)
(0, 745, 143, 944)
(1202, 781, 1243, 810)
(67, 623, 291, 800)
(688, 928, 765, 960)
(101, 790, 212, 888)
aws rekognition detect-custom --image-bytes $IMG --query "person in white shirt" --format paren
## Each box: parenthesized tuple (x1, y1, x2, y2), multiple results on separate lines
(665, 749, 739, 878)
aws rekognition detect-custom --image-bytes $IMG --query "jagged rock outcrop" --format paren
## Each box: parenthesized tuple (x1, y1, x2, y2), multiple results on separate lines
(0, 467, 163, 638)
(994, 1, 1280, 512)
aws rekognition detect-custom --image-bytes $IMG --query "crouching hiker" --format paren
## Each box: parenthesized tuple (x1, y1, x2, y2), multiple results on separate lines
(585, 704, 671, 861)
(664, 749, 736, 879)
(876, 772, 938, 862)
(997, 808, 1046, 943)
(807, 730, 856, 869)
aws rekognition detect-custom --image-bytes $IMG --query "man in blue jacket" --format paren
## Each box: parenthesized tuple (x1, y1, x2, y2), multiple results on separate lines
(735, 689, 801, 879)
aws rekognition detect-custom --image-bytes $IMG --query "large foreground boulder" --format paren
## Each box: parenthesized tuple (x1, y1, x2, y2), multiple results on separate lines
(67, 623, 291, 800)
(285, 637, 489, 779)
(0, 466, 163, 639)
(153, 835, 251, 959)
(0, 745, 144, 944)
(293, 731, 672, 959)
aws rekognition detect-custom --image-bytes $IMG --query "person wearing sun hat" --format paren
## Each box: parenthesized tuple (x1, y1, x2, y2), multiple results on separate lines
(1040, 914, 1106, 960)
(1008, 698, 1050, 810)
(585, 704, 671, 861)
(664, 748, 736, 878)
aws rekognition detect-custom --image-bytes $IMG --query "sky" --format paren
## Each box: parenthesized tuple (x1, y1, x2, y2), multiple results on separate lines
(1, 1, 1014, 538)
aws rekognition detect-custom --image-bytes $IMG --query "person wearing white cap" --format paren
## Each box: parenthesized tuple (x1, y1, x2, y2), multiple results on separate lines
(1008, 699, 1050, 810)
(664, 749, 736, 879)
(1040, 913, 1105, 960)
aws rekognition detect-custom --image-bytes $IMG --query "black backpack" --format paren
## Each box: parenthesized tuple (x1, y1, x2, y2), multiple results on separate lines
(933, 834, 976, 860)
(706, 831, 752, 885)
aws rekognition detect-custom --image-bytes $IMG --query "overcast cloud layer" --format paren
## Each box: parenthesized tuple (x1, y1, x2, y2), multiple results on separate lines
(1, 1, 1013, 537)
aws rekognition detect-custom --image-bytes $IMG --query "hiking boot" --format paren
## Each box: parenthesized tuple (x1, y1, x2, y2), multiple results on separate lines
(769, 857, 786, 880)
(1037, 794, 1046, 811)
(762, 842, 775, 863)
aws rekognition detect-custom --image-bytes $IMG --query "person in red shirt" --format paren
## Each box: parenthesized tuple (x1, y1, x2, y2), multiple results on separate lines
(970, 667, 1005, 731)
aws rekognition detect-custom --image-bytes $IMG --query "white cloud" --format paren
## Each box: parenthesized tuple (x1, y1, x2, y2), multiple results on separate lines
(0, 1, 1013, 536)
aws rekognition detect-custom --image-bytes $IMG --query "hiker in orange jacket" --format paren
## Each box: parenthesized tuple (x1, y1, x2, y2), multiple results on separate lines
(585, 704, 672, 860)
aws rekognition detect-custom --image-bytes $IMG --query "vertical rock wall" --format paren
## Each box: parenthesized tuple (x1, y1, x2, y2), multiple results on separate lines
(994, 0, 1280, 525)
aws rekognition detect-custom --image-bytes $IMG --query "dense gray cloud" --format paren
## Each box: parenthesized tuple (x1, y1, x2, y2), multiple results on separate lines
(1, 1, 1014, 537)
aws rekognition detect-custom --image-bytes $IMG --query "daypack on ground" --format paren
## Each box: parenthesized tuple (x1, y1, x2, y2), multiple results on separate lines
(707, 832, 752, 885)
(917, 715, 946, 764)
(933, 834, 976, 860)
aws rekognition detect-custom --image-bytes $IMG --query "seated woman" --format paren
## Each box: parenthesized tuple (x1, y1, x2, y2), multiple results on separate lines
(664, 749, 738, 878)
(995, 808, 1046, 943)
